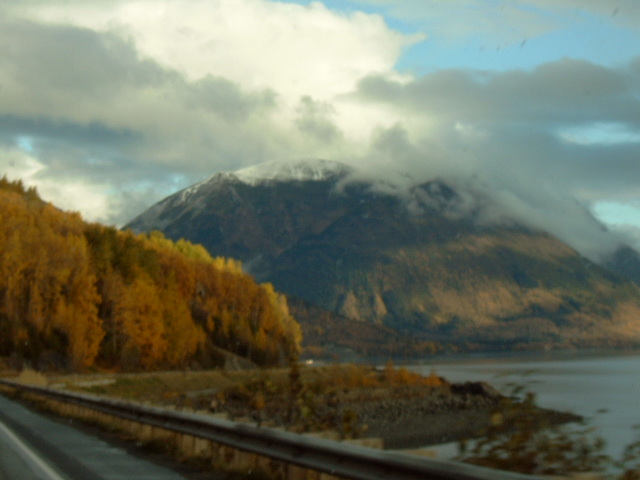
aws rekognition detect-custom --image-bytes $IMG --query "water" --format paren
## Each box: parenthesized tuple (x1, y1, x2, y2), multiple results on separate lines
(409, 352, 640, 461)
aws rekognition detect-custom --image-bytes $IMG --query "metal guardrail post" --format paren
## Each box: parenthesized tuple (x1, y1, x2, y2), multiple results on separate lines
(0, 378, 543, 480)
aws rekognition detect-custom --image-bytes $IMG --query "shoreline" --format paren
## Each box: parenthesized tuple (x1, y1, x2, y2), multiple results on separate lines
(373, 409, 496, 450)
(385, 347, 640, 368)
(350, 392, 582, 450)
(6, 363, 587, 454)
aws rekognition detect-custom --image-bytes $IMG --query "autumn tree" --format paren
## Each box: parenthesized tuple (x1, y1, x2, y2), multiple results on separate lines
(0, 183, 104, 368)
(0, 178, 302, 371)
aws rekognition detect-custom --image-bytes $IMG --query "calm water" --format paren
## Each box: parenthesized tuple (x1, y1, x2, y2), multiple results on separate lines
(409, 352, 640, 460)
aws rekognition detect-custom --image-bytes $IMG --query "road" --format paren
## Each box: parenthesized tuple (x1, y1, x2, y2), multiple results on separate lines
(0, 415, 69, 480)
(0, 393, 191, 480)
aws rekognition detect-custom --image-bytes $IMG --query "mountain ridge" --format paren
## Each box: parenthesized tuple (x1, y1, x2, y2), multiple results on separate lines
(127, 159, 640, 356)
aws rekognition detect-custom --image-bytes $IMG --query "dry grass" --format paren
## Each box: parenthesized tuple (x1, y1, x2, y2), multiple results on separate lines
(15, 368, 48, 387)
(52, 369, 260, 403)
(47, 363, 445, 406)
(19, 364, 453, 441)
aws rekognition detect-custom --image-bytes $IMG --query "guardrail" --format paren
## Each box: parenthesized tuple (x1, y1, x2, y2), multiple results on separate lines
(0, 378, 541, 480)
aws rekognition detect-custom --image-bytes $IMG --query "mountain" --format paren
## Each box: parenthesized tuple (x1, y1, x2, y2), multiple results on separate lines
(604, 246, 640, 286)
(126, 160, 640, 356)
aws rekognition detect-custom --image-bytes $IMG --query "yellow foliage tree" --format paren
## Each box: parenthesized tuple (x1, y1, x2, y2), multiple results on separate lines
(0, 177, 302, 371)
(111, 274, 167, 369)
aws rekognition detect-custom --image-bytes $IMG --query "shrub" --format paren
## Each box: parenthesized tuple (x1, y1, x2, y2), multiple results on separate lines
(457, 387, 640, 478)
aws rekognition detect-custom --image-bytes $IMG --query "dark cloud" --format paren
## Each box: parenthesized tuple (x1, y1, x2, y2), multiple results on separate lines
(0, 5, 638, 257)
(0, 16, 322, 224)
(182, 75, 277, 122)
(357, 59, 640, 126)
(295, 96, 343, 143)
(348, 58, 640, 258)
(0, 115, 141, 148)
(0, 18, 168, 108)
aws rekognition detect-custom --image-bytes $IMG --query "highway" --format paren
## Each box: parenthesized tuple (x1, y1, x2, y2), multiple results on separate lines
(0, 416, 69, 480)
(0, 393, 190, 480)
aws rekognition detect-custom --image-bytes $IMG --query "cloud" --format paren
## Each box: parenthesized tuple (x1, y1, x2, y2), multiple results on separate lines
(0, 115, 140, 149)
(0, 145, 124, 223)
(357, 59, 639, 126)
(184, 76, 277, 122)
(0, 1, 421, 225)
(295, 96, 343, 144)
(0, 0, 638, 260)
(347, 57, 640, 258)
(14, 0, 420, 101)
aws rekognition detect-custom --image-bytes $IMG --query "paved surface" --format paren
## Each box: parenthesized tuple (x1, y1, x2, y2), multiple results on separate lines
(0, 416, 70, 480)
(0, 393, 189, 480)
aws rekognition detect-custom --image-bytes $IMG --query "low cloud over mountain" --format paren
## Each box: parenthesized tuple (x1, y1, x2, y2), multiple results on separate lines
(0, 1, 638, 252)
(127, 159, 640, 355)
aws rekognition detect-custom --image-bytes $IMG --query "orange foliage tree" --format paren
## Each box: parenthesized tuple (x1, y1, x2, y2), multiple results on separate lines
(0, 177, 301, 371)
(0, 182, 104, 369)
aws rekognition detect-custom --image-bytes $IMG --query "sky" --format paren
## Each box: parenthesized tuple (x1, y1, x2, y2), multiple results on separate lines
(0, 0, 639, 260)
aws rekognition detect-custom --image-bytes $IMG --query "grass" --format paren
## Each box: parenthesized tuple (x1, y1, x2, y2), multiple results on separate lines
(21, 364, 457, 443)
(49, 363, 444, 407)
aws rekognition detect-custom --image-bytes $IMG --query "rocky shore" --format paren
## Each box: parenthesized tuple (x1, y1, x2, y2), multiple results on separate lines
(211, 377, 580, 450)
(350, 382, 503, 449)
(347, 383, 581, 449)
(54, 365, 579, 453)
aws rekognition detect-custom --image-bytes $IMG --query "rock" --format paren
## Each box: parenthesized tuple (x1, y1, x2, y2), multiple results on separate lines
(450, 381, 502, 399)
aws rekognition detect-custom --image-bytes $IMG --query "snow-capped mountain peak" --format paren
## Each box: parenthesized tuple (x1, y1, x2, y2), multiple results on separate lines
(127, 159, 354, 231)
(233, 159, 352, 185)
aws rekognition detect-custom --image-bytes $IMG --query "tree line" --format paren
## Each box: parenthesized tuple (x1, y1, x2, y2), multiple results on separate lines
(0, 177, 301, 371)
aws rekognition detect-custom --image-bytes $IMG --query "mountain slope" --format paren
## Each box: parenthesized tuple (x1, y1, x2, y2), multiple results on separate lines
(127, 160, 640, 354)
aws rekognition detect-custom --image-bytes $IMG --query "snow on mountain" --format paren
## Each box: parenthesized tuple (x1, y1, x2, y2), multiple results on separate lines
(179, 159, 353, 206)
(176, 172, 237, 204)
(128, 159, 354, 232)
(124, 156, 640, 354)
(234, 159, 353, 185)
(177, 159, 352, 207)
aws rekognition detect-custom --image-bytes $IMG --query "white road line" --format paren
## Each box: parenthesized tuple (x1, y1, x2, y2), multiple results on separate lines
(0, 419, 68, 480)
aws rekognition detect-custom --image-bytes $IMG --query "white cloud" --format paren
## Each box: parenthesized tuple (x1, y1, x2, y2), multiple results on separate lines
(22, 0, 421, 103)
(0, 146, 121, 223)
(348, 56, 640, 257)
(1, 3, 415, 224)
(37, 181, 123, 225)
(454, 122, 487, 142)
(1, 0, 639, 258)
(0, 0, 422, 214)
(0, 147, 46, 180)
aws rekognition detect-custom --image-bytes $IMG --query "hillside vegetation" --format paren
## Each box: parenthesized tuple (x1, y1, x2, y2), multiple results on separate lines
(0, 177, 301, 371)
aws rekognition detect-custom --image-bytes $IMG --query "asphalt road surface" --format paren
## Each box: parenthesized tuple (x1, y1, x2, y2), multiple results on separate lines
(0, 393, 190, 480)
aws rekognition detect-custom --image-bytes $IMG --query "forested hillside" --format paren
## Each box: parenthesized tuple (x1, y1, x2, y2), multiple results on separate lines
(0, 177, 301, 371)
